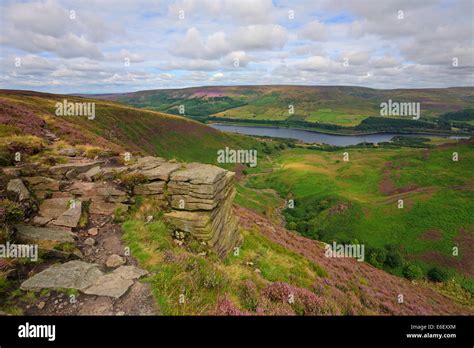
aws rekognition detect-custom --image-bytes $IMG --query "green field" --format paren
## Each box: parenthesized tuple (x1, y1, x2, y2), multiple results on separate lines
(239, 140, 474, 292)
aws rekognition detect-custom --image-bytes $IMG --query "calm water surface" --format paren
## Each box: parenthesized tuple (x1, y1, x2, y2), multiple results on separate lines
(210, 123, 465, 147)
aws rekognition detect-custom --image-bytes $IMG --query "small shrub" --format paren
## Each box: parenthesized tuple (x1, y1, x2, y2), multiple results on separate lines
(213, 296, 248, 315)
(367, 248, 387, 268)
(239, 280, 259, 310)
(0, 199, 24, 225)
(427, 267, 449, 283)
(385, 250, 404, 268)
(403, 263, 423, 280)
(262, 281, 326, 315)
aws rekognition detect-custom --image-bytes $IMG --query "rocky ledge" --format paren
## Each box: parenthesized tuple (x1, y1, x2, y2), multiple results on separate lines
(5, 155, 241, 258)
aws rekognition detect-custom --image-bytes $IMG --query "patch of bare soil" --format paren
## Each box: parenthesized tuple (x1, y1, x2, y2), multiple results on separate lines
(379, 161, 419, 196)
(328, 202, 350, 215)
(420, 228, 474, 277)
(234, 205, 473, 315)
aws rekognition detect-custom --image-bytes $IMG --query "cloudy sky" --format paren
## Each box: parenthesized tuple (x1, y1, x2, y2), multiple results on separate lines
(0, 0, 473, 93)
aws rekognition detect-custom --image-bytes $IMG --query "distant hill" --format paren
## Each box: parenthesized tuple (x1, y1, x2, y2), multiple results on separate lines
(0, 90, 255, 164)
(91, 85, 474, 130)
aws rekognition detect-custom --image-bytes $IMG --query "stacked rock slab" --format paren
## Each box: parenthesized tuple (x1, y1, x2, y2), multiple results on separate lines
(7, 155, 241, 258)
(164, 163, 240, 258)
(130, 158, 241, 257)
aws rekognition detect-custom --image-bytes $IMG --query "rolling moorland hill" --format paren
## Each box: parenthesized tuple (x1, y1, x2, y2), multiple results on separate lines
(91, 85, 474, 133)
(0, 89, 472, 315)
(0, 89, 256, 165)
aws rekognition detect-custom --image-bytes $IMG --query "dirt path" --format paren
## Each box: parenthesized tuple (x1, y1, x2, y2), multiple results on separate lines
(20, 211, 158, 316)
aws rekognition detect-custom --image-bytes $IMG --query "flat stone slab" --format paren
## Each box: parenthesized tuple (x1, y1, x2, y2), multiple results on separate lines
(82, 273, 134, 299)
(170, 163, 227, 185)
(7, 179, 30, 201)
(50, 200, 82, 228)
(21, 261, 104, 291)
(133, 181, 165, 195)
(20, 261, 148, 299)
(130, 156, 166, 171)
(113, 266, 149, 280)
(83, 266, 148, 298)
(15, 225, 75, 244)
(140, 162, 182, 181)
(38, 198, 71, 219)
(49, 161, 102, 178)
(37, 198, 82, 228)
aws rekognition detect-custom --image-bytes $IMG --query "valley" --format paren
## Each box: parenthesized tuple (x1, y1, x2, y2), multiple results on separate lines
(93, 85, 474, 135)
(0, 89, 472, 316)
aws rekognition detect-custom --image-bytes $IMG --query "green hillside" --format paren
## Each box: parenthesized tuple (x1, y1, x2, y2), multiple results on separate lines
(93, 86, 474, 133)
(241, 139, 474, 293)
(0, 90, 258, 165)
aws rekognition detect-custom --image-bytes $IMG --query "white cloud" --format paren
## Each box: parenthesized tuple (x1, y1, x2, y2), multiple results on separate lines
(0, 0, 472, 93)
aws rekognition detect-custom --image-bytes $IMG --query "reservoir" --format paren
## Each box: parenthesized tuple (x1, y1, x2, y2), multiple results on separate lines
(210, 123, 466, 147)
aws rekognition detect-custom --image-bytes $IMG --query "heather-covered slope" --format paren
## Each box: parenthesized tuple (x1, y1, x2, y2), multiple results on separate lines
(235, 206, 473, 315)
(0, 90, 255, 164)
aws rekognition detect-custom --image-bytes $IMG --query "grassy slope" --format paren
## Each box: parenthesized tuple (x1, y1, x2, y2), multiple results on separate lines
(95, 85, 474, 126)
(241, 139, 474, 292)
(0, 90, 258, 165)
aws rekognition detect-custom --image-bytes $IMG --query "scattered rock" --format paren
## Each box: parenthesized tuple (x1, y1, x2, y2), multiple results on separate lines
(37, 301, 46, 310)
(88, 227, 99, 236)
(58, 148, 79, 157)
(112, 266, 149, 280)
(106, 254, 126, 268)
(84, 238, 96, 246)
(7, 178, 30, 201)
(79, 166, 102, 182)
